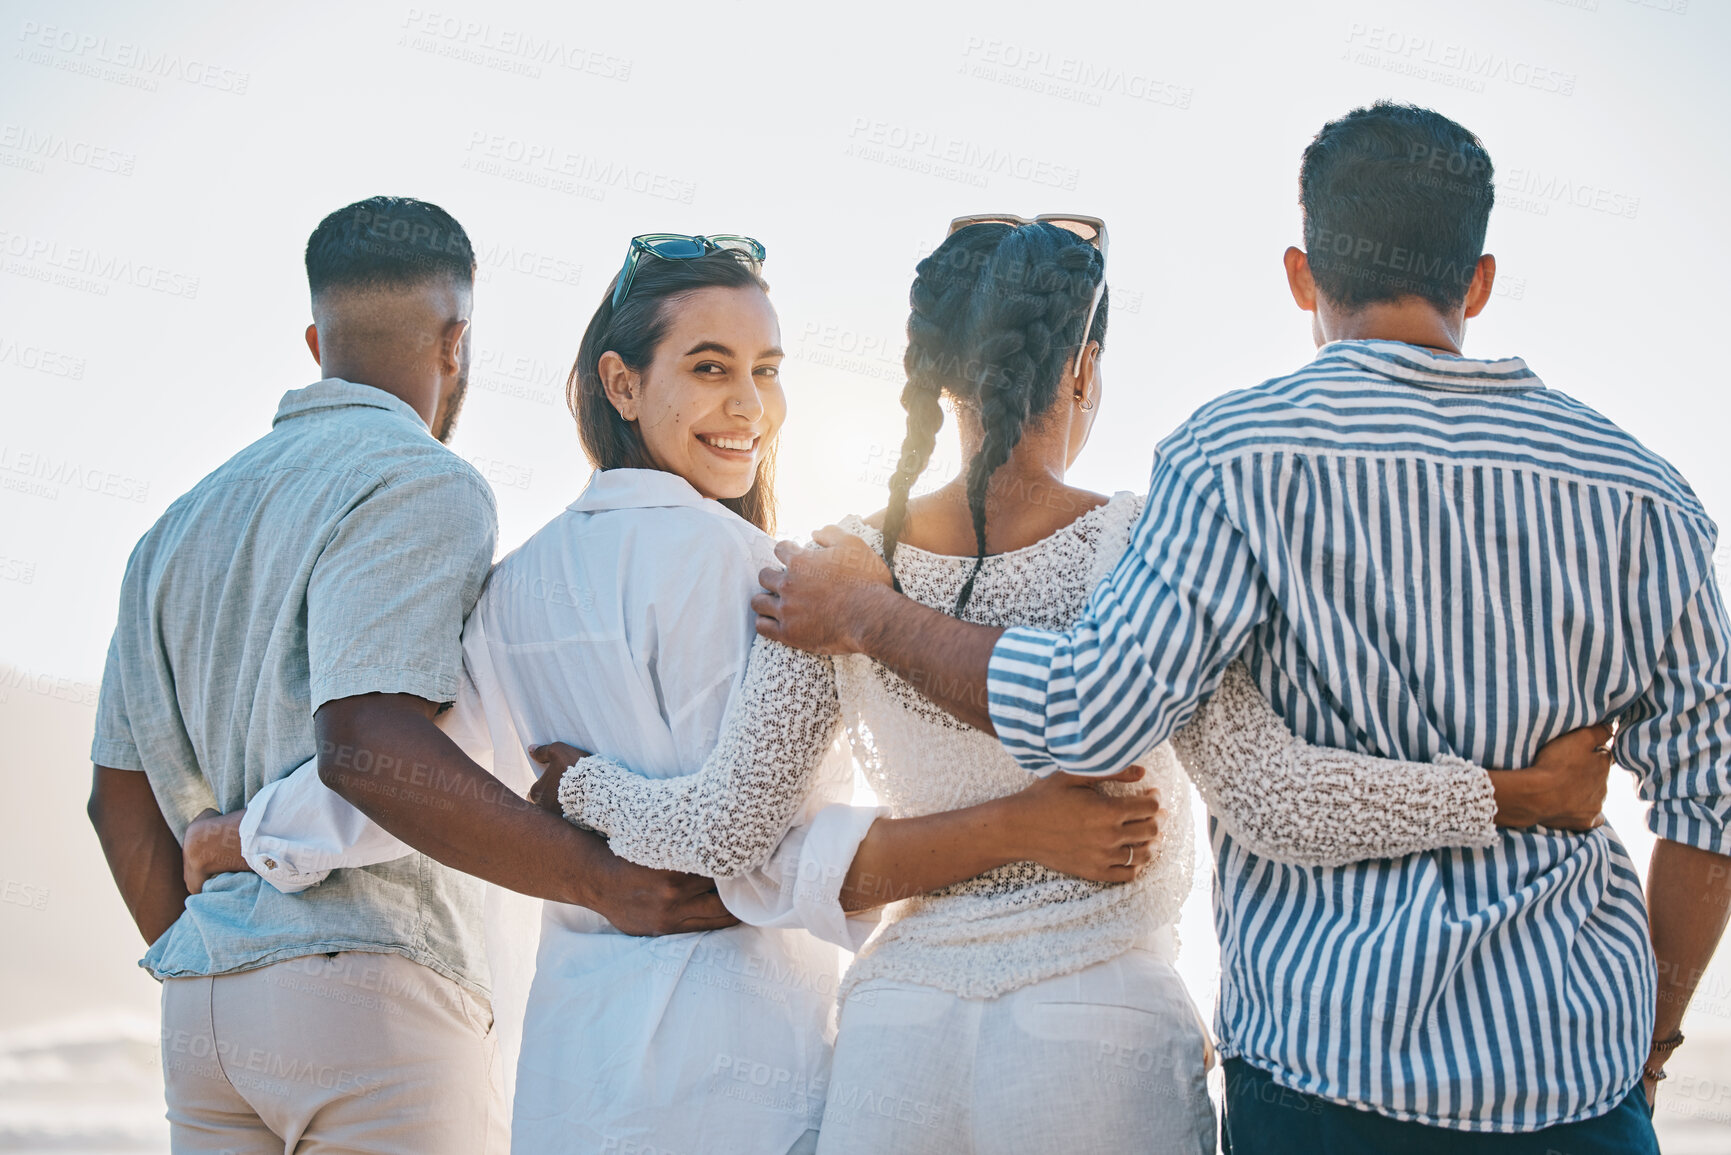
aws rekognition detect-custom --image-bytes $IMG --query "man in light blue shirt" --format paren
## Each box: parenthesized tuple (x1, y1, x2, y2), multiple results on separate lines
(757, 105, 1729, 1152)
(88, 197, 733, 1151)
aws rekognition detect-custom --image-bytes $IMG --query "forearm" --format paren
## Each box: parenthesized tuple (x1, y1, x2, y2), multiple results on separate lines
(839, 798, 1019, 912)
(87, 766, 188, 945)
(1648, 838, 1731, 1039)
(853, 584, 1002, 734)
(315, 694, 615, 906)
(1174, 663, 1498, 865)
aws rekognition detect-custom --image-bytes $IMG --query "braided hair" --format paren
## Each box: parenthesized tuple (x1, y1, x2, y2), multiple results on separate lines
(881, 222, 1108, 616)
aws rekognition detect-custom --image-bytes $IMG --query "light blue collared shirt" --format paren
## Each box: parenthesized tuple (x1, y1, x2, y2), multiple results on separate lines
(92, 378, 498, 992)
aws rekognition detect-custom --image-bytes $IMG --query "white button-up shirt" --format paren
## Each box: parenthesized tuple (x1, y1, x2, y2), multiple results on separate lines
(243, 468, 879, 1152)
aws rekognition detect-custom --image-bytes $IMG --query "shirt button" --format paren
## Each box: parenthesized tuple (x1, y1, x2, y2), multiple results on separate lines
(263, 857, 278, 870)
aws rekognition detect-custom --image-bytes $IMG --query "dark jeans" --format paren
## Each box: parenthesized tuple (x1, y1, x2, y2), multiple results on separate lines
(1221, 1058, 1658, 1155)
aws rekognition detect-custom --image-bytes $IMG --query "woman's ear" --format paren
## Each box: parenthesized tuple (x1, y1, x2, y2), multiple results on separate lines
(1073, 341, 1102, 405)
(598, 351, 638, 422)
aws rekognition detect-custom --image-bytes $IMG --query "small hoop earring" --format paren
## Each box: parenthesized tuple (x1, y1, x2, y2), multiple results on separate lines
(1078, 394, 1094, 411)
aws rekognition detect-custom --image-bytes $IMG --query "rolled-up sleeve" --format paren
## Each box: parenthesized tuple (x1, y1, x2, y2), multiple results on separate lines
(989, 424, 1269, 776)
(307, 467, 496, 712)
(239, 757, 415, 893)
(1621, 569, 1731, 855)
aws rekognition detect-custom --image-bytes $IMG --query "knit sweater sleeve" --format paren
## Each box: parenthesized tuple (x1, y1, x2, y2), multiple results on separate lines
(1171, 662, 1498, 867)
(557, 635, 844, 877)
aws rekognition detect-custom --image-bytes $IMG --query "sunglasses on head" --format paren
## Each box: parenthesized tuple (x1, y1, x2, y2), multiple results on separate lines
(611, 233, 766, 309)
(946, 214, 1108, 378)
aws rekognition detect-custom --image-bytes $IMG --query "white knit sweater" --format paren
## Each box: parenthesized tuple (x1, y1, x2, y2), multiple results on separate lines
(560, 493, 1497, 1000)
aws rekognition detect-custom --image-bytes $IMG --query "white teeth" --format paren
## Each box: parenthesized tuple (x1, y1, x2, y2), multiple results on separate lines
(699, 434, 756, 452)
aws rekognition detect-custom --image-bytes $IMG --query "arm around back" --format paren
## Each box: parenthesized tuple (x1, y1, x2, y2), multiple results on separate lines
(315, 692, 731, 934)
(88, 765, 188, 946)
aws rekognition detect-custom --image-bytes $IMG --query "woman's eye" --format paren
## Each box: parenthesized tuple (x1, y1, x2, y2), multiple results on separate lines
(693, 361, 726, 376)
(756, 365, 781, 380)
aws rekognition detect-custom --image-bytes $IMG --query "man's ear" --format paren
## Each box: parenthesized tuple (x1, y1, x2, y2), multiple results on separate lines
(438, 319, 469, 377)
(598, 351, 638, 422)
(1462, 254, 1497, 320)
(305, 323, 321, 366)
(1284, 247, 1317, 313)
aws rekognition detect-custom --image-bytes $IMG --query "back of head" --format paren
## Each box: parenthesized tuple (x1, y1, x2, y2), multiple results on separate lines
(568, 247, 777, 531)
(884, 221, 1108, 614)
(306, 196, 475, 299)
(305, 196, 477, 364)
(1300, 102, 1494, 313)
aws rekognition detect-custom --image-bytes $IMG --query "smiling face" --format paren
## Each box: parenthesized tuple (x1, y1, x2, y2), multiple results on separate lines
(599, 284, 785, 502)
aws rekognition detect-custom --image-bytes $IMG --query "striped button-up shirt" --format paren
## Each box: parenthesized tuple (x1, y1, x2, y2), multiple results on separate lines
(988, 339, 1731, 1131)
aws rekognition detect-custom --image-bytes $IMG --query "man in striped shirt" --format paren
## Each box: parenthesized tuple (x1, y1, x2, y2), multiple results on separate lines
(758, 103, 1729, 1151)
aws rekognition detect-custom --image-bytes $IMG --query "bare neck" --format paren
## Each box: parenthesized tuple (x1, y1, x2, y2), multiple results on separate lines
(1315, 299, 1467, 355)
(888, 405, 1105, 556)
(318, 360, 437, 428)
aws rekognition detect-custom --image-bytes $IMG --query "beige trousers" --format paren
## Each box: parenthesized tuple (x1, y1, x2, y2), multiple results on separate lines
(160, 950, 509, 1154)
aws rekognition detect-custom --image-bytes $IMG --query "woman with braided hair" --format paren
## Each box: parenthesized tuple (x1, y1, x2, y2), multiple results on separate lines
(544, 217, 1614, 1150)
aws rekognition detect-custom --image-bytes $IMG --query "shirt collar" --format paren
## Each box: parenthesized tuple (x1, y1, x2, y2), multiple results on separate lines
(1316, 339, 1543, 393)
(567, 468, 728, 515)
(272, 378, 432, 431)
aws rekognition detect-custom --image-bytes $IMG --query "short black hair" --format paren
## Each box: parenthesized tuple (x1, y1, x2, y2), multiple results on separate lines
(305, 196, 475, 297)
(1300, 102, 1493, 312)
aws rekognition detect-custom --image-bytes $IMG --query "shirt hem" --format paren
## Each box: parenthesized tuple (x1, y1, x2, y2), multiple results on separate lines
(1216, 1047, 1639, 1133)
(140, 939, 490, 999)
(89, 742, 145, 771)
(310, 668, 462, 713)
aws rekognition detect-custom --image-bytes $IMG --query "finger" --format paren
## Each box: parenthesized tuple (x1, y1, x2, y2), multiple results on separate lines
(678, 912, 743, 932)
(527, 745, 549, 765)
(1111, 791, 1163, 820)
(773, 540, 804, 567)
(1118, 816, 1162, 839)
(755, 616, 784, 641)
(757, 565, 786, 594)
(1585, 722, 1615, 749)
(811, 525, 853, 549)
(676, 890, 737, 921)
(750, 590, 782, 619)
(1106, 842, 1156, 874)
(1097, 764, 1146, 783)
(667, 873, 725, 899)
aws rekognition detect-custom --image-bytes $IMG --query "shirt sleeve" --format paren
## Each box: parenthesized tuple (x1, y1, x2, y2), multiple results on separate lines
(1172, 661, 1498, 866)
(90, 626, 144, 771)
(306, 467, 496, 712)
(558, 637, 846, 878)
(989, 423, 1271, 776)
(1619, 569, 1731, 855)
(236, 625, 508, 894)
(714, 740, 886, 948)
(237, 756, 413, 893)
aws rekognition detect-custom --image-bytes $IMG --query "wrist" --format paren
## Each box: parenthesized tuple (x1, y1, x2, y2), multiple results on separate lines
(1489, 767, 1547, 827)
(978, 794, 1031, 867)
(556, 820, 615, 909)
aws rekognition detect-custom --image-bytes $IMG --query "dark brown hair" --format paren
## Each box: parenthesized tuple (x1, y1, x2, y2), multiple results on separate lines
(568, 249, 777, 532)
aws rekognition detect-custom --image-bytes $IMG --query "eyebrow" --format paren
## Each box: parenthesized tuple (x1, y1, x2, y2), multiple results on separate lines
(683, 341, 785, 360)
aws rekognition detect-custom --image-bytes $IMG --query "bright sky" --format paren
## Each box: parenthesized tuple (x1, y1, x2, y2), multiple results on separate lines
(2, 0, 1728, 1143)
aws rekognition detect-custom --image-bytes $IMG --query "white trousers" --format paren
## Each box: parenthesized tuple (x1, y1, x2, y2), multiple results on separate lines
(815, 944, 1215, 1154)
(161, 951, 509, 1154)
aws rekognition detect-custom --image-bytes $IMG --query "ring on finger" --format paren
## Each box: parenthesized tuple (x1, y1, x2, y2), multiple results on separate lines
(1124, 846, 1135, 868)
